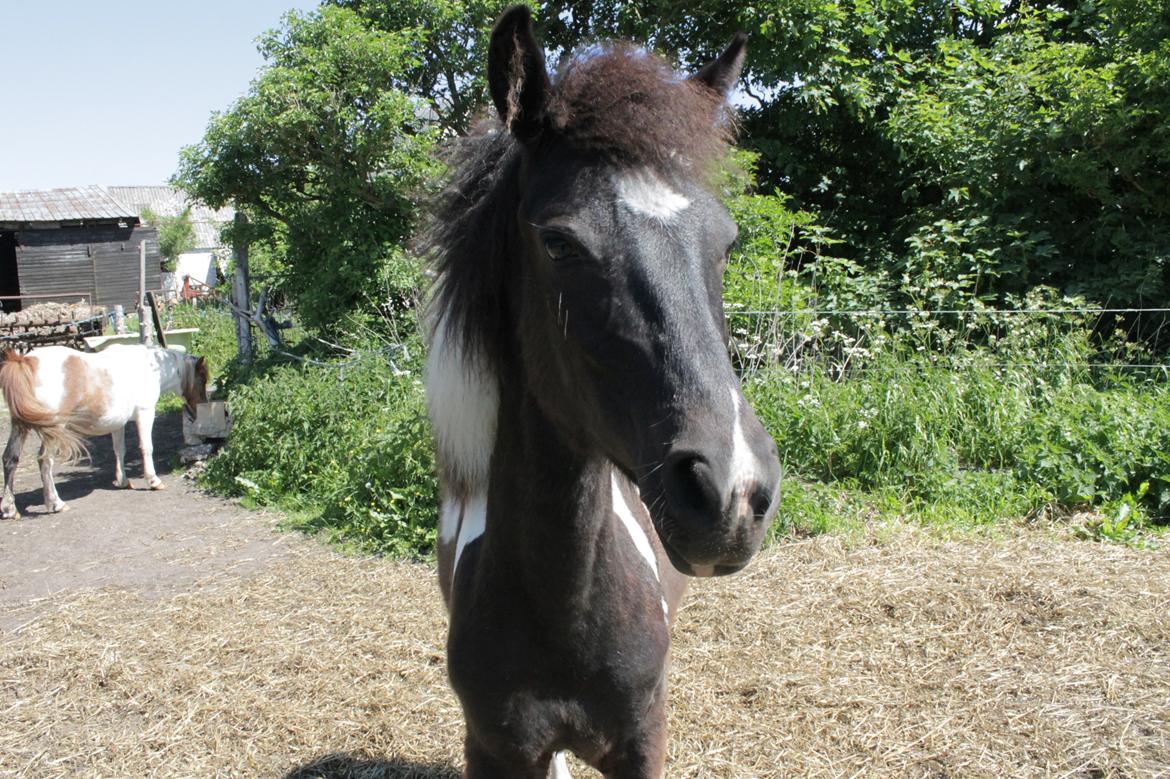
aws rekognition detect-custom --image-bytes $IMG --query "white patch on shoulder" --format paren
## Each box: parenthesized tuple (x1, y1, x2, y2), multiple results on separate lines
(438, 499, 462, 545)
(729, 387, 761, 490)
(611, 470, 660, 580)
(425, 311, 499, 490)
(615, 169, 690, 222)
(549, 751, 572, 779)
(452, 492, 487, 578)
(612, 470, 670, 624)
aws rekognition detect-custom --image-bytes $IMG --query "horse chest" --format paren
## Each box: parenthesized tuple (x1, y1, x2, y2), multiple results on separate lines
(447, 536, 672, 747)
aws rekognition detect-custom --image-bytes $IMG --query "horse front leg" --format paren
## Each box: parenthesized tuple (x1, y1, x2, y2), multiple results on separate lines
(598, 698, 667, 779)
(2, 425, 27, 518)
(38, 439, 68, 514)
(134, 407, 164, 490)
(111, 426, 131, 488)
(463, 736, 551, 779)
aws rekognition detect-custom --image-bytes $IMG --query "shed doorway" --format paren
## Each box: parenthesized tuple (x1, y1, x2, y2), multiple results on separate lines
(0, 232, 19, 313)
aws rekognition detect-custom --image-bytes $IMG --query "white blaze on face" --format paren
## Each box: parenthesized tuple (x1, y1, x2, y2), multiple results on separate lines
(611, 469, 670, 624)
(729, 387, 762, 499)
(615, 168, 691, 223)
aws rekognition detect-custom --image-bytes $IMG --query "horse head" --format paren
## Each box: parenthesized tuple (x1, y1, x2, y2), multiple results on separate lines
(489, 7, 781, 576)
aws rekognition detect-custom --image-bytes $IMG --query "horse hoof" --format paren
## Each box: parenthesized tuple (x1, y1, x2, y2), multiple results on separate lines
(113, 479, 132, 489)
(1, 509, 19, 520)
(50, 502, 69, 514)
(149, 479, 166, 491)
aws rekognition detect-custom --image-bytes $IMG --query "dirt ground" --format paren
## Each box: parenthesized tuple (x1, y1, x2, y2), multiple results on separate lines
(0, 413, 299, 631)
(1, 413, 1169, 778)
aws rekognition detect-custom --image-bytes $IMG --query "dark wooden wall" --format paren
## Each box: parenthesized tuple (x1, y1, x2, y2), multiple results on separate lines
(13, 223, 162, 310)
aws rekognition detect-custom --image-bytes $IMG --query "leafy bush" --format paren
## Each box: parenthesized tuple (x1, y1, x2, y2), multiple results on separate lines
(165, 302, 238, 380)
(202, 348, 437, 557)
(746, 328, 1170, 537)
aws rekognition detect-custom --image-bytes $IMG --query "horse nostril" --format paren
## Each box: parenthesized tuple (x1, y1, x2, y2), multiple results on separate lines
(748, 485, 773, 522)
(664, 453, 720, 521)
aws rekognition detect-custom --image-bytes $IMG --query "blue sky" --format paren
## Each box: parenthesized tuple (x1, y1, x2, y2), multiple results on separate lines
(0, 0, 319, 191)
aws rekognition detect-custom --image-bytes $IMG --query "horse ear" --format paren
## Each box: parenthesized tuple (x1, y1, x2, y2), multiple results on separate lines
(690, 32, 748, 98)
(488, 5, 551, 142)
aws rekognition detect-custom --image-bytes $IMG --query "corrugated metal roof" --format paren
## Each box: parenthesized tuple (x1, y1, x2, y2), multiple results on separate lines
(107, 186, 234, 249)
(0, 186, 137, 225)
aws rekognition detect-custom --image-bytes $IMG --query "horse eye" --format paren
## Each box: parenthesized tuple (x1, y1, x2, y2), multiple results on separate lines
(541, 233, 578, 262)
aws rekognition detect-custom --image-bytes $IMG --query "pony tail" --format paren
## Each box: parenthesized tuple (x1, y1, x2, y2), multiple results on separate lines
(0, 351, 55, 426)
(0, 350, 88, 463)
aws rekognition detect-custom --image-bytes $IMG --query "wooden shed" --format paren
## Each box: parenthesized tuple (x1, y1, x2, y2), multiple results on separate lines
(0, 186, 161, 312)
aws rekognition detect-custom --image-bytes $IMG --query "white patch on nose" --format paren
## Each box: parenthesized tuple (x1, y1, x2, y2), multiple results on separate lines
(425, 310, 499, 491)
(611, 470, 670, 624)
(729, 387, 762, 494)
(615, 169, 690, 222)
(548, 751, 572, 779)
(452, 492, 487, 578)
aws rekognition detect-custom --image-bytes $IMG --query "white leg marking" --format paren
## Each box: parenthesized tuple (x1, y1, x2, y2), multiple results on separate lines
(549, 751, 573, 779)
(614, 169, 690, 222)
(438, 498, 462, 545)
(425, 313, 499, 491)
(612, 470, 670, 624)
(452, 492, 487, 578)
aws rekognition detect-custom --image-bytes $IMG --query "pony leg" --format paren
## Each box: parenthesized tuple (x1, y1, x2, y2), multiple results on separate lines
(598, 706, 667, 779)
(111, 426, 131, 488)
(37, 439, 68, 514)
(600, 737, 666, 779)
(2, 425, 27, 519)
(464, 737, 549, 779)
(134, 407, 164, 490)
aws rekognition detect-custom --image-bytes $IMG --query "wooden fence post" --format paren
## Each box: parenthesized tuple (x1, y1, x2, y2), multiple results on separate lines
(232, 211, 253, 364)
(138, 240, 149, 345)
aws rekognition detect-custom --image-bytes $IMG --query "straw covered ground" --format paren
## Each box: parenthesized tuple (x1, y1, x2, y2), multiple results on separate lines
(2, 526, 1168, 778)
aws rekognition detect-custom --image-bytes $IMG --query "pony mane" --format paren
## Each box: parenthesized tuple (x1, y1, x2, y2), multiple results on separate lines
(423, 43, 734, 364)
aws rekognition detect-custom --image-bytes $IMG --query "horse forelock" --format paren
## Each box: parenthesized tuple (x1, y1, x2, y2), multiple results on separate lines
(549, 43, 733, 175)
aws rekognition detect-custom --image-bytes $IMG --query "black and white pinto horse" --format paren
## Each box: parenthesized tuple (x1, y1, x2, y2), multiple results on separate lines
(424, 7, 781, 777)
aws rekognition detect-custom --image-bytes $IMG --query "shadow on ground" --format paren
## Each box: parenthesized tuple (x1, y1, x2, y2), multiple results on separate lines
(283, 754, 459, 779)
(7, 413, 184, 514)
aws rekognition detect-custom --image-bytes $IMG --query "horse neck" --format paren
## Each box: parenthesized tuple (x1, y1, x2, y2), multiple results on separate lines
(484, 369, 619, 618)
(151, 349, 185, 395)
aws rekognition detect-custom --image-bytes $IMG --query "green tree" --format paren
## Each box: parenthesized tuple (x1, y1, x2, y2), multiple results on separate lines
(141, 206, 196, 273)
(325, 0, 511, 134)
(175, 6, 442, 333)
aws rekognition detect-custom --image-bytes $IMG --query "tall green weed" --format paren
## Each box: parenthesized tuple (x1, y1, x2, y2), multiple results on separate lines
(202, 349, 436, 557)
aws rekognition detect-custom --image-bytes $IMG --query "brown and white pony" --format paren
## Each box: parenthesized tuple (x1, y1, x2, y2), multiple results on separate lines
(423, 7, 781, 777)
(0, 344, 208, 517)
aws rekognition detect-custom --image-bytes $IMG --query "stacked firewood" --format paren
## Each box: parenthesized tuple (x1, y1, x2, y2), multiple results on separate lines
(0, 302, 105, 338)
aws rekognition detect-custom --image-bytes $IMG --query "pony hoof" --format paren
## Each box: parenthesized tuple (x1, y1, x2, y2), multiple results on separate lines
(1, 509, 19, 520)
(49, 501, 69, 514)
(113, 479, 132, 489)
(148, 479, 166, 491)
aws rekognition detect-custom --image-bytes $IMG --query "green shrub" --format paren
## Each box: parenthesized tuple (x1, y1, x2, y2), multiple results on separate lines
(166, 302, 238, 379)
(202, 348, 437, 557)
(747, 342, 1170, 536)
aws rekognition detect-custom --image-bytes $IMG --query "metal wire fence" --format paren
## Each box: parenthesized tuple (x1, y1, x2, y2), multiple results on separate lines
(727, 305, 1170, 380)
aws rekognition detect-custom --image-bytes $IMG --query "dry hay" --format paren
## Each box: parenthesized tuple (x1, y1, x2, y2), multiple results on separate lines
(1, 529, 1169, 778)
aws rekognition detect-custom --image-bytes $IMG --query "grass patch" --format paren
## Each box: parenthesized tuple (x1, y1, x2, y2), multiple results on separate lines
(748, 348, 1170, 546)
